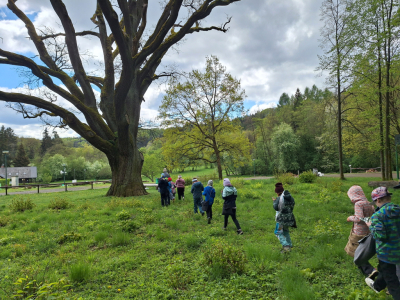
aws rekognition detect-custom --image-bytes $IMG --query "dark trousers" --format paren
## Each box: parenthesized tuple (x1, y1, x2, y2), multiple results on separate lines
(177, 187, 185, 200)
(224, 208, 241, 230)
(161, 192, 169, 206)
(358, 262, 375, 277)
(206, 204, 213, 219)
(373, 260, 400, 299)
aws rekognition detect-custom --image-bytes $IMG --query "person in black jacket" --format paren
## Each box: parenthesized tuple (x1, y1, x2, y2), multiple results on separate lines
(157, 176, 170, 207)
(222, 178, 243, 235)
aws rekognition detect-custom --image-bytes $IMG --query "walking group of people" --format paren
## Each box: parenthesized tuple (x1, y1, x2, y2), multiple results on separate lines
(157, 171, 244, 234)
(156, 168, 400, 298)
(156, 168, 186, 206)
(345, 185, 400, 299)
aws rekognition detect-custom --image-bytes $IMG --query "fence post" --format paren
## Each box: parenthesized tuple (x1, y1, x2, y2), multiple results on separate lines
(37, 185, 39, 194)
(5, 187, 7, 196)
(91, 182, 94, 190)
(65, 183, 67, 192)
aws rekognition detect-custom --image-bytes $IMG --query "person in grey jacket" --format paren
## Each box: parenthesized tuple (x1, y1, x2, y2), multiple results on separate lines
(191, 178, 204, 215)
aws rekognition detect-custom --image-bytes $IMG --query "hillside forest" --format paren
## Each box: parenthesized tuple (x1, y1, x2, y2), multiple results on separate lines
(0, 81, 398, 183)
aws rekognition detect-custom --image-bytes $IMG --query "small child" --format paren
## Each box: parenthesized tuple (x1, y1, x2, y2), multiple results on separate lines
(168, 177, 176, 202)
(202, 180, 216, 224)
(273, 182, 296, 253)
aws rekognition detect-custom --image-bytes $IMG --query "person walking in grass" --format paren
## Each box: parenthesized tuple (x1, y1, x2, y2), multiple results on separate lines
(157, 175, 169, 207)
(202, 180, 216, 224)
(273, 182, 296, 253)
(345, 185, 378, 279)
(191, 178, 204, 215)
(168, 177, 176, 202)
(222, 178, 243, 235)
(175, 175, 185, 200)
(365, 187, 400, 299)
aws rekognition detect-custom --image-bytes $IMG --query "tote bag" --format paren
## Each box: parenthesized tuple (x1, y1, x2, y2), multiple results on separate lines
(354, 234, 376, 266)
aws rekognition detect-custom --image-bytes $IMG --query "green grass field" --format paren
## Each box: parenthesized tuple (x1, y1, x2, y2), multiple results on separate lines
(0, 176, 395, 299)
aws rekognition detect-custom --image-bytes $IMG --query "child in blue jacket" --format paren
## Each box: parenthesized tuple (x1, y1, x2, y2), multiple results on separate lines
(202, 180, 216, 224)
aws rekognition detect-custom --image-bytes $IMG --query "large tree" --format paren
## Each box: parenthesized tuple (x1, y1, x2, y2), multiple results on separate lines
(158, 56, 250, 179)
(0, 0, 239, 196)
(14, 143, 30, 167)
(318, 0, 355, 180)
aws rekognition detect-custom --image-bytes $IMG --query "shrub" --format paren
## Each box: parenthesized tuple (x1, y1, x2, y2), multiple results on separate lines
(42, 173, 53, 184)
(57, 232, 82, 244)
(9, 197, 36, 212)
(116, 210, 131, 220)
(69, 262, 91, 282)
(48, 197, 71, 210)
(0, 216, 10, 227)
(203, 240, 246, 278)
(275, 172, 296, 185)
(299, 170, 317, 183)
(115, 220, 138, 233)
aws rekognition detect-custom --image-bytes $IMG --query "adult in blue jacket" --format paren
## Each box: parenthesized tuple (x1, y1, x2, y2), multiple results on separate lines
(202, 180, 216, 224)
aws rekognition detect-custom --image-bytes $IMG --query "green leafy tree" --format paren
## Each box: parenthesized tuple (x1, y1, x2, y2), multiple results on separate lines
(141, 148, 165, 182)
(0, 0, 240, 196)
(14, 143, 30, 167)
(318, 0, 355, 180)
(159, 56, 250, 179)
(271, 123, 300, 172)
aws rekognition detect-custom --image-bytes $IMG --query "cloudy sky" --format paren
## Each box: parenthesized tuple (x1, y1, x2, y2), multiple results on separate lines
(0, 0, 326, 138)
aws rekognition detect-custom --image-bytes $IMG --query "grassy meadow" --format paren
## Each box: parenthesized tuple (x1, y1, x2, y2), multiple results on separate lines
(0, 176, 396, 299)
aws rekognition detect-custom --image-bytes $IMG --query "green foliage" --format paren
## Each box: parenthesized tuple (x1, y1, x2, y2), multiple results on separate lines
(116, 210, 131, 220)
(57, 232, 82, 244)
(299, 170, 317, 183)
(11, 276, 72, 299)
(48, 197, 71, 210)
(106, 198, 135, 209)
(203, 240, 246, 278)
(69, 263, 91, 282)
(271, 123, 300, 172)
(0, 178, 395, 299)
(275, 172, 297, 185)
(0, 216, 10, 227)
(111, 231, 130, 247)
(9, 197, 35, 212)
(41, 173, 52, 183)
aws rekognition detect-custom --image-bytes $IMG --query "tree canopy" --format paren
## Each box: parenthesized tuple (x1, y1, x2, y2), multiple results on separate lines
(0, 0, 240, 196)
(158, 56, 250, 179)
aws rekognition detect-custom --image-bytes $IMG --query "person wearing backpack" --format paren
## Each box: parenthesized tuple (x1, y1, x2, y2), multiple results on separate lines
(273, 182, 296, 253)
(157, 176, 169, 207)
(202, 180, 216, 224)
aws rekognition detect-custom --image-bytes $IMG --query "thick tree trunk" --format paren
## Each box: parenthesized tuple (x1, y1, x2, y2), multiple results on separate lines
(214, 146, 223, 180)
(106, 147, 147, 197)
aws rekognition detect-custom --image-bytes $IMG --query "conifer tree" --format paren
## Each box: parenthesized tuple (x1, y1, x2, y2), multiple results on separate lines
(14, 143, 30, 167)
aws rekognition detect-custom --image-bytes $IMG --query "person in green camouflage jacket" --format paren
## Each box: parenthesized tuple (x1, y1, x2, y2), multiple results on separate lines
(365, 187, 400, 299)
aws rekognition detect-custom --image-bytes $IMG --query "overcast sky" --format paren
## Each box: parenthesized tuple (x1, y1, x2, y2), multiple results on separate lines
(0, 0, 326, 138)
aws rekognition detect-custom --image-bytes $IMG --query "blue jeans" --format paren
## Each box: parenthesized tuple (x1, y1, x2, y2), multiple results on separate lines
(275, 223, 292, 247)
(193, 197, 204, 213)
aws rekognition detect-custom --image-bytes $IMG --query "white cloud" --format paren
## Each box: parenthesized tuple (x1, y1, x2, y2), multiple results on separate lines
(249, 103, 276, 115)
(0, 0, 328, 138)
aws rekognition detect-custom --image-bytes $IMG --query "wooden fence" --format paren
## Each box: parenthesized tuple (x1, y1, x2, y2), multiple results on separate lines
(0, 180, 111, 196)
